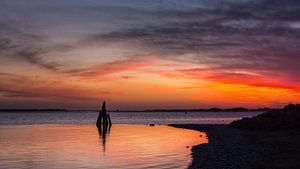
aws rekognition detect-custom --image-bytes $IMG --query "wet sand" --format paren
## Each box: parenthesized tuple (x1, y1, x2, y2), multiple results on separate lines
(172, 124, 270, 169)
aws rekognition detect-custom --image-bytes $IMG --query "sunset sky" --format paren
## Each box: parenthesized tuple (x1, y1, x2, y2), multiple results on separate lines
(0, 0, 299, 110)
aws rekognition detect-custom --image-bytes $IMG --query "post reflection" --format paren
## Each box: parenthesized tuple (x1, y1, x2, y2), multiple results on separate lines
(97, 123, 112, 152)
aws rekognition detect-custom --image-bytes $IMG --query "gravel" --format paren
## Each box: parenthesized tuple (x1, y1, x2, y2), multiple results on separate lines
(172, 124, 270, 169)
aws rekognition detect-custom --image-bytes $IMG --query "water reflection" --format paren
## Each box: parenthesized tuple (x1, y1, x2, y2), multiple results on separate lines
(0, 125, 208, 169)
(97, 123, 111, 152)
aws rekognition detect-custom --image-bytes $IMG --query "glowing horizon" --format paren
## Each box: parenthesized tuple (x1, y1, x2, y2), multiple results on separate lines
(0, 0, 299, 109)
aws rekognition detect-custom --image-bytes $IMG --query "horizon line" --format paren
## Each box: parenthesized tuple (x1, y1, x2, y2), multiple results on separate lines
(0, 106, 278, 112)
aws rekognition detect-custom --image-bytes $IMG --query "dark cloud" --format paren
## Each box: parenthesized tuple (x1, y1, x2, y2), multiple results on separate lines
(86, 0, 300, 82)
(0, 37, 60, 71)
(0, 22, 64, 71)
(16, 50, 59, 70)
(95, 0, 300, 49)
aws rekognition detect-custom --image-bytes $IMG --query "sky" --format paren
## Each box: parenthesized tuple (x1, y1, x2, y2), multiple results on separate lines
(0, 0, 299, 110)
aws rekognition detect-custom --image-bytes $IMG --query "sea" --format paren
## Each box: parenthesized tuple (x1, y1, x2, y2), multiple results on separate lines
(0, 111, 263, 169)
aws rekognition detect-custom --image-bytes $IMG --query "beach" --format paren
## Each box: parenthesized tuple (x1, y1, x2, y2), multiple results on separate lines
(172, 124, 299, 169)
(172, 124, 270, 169)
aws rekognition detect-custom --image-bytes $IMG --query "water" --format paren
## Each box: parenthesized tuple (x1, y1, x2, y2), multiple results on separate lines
(0, 111, 262, 169)
(0, 124, 207, 169)
(0, 111, 263, 125)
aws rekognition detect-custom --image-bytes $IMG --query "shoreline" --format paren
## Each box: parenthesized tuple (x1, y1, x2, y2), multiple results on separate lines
(171, 124, 270, 169)
(2, 123, 297, 168)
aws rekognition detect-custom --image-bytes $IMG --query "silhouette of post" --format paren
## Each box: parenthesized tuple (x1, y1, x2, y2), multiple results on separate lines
(96, 101, 112, 128)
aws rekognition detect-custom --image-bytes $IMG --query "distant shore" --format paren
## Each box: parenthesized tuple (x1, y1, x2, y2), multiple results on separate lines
(0, 109, 69, 112)
(0, 107, 270, 112)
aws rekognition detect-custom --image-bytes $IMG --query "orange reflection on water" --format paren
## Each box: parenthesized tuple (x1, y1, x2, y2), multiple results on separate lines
(0, 125, 207, 169)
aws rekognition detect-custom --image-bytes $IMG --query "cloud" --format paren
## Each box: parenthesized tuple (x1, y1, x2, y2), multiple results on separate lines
(0, 0, 299, 108)
(16, 50, 59, 70)
(0, 25, 62, 71)
(83, 0, 300, 84)
(67, 57, 154, 79)
(2, 0, 299, 77)
(0, 11, 78, 71)
(121, 76, 136, 79)
(0, 73, 112, 100)
(178, 67, 300, 91)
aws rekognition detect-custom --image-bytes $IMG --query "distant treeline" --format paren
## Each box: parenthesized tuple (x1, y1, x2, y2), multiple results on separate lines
(111, 107, 271, 112)
(143, 107, 271, 112)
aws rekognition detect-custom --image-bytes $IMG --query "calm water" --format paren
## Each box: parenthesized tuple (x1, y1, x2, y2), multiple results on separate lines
(0, 111, 262, 169)
(0, 124, 207, 169)
(0, 111, 263, 125)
